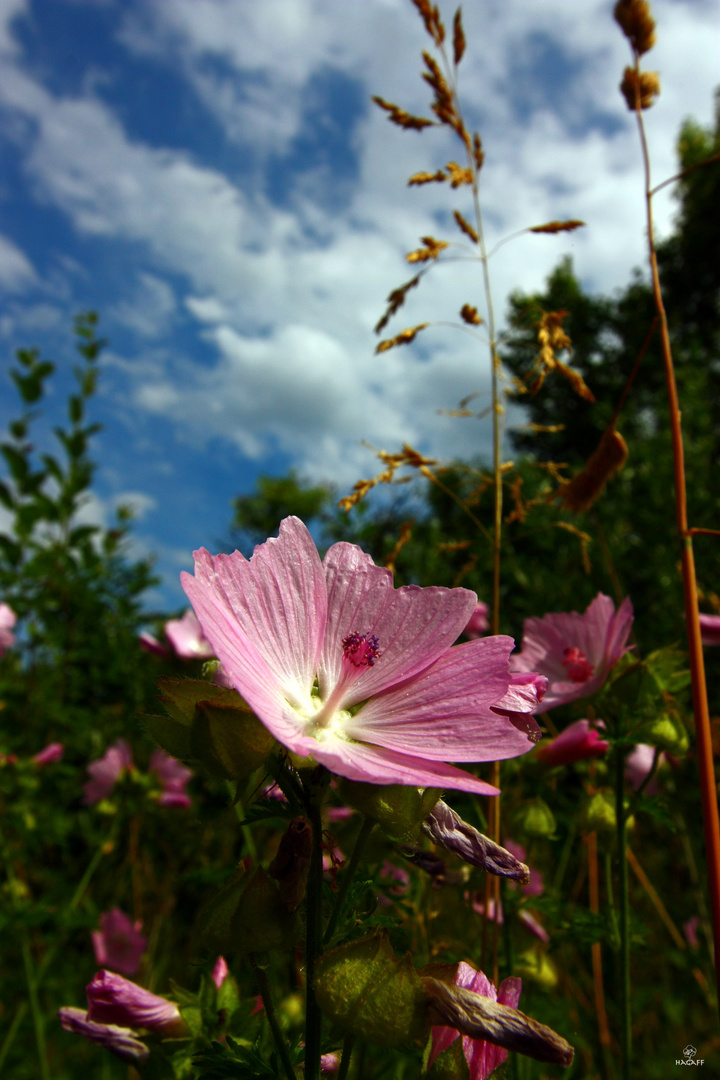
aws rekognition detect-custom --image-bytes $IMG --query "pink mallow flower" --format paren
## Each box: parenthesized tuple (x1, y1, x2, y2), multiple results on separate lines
(33, 742, 64, 766)
(149, 749, 193, 808)
(211, 956, 229, 989)
(535, 719, 609, 767)
(699, 614, 720, 646)
(165, 609, 216, 659)
(465, 602, 489, 639)
(139, 631, 170, 657)
(83, 740, 133, 805)
(511, 593, 633, 712)
(428, 963, 522, 1079)
(181, 517, 544, 795)
(92, 909, 147, 976)
(58, 1007, 149, 1064)
(86, 970, 186, 1036)
(0, 602, 16, 655)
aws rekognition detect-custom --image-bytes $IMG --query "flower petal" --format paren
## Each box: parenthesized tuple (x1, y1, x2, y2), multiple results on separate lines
(182, 518, 326, 706)
(320, 541, 477, 705)
(345, 638, 536, 761)
(301, 735, 499, 795)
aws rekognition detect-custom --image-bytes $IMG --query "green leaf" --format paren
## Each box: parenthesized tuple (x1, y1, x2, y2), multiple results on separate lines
(190, 699, 275, 781)
(139, 712, 193, 762)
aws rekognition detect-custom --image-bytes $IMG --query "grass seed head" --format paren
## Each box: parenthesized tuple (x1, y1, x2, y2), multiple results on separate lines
(614, 0, 657, 55)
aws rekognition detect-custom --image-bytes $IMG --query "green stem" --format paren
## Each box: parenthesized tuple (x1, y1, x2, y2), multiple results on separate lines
(0, 1001, 26, 1074)
(304, 769, 329, 1080)
(324, 816, 375, 945)
(604, 850, 620, 952)
(229, 783, 258, 862)
(615, 746, 631, 1080)
(21, 931, 50, 1080)
(336, 1034, 356, 1080)
(250, 955, 297, 1080)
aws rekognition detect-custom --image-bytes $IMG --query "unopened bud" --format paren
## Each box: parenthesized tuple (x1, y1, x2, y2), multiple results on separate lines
(422, 801, 530, 883)
(514, 798, 556, 839)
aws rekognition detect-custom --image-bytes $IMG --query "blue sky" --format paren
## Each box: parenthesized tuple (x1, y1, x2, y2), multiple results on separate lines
(0, 0, 717, 610)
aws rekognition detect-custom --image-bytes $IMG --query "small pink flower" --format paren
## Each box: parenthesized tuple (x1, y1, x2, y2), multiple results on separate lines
(83, 740, 133, 805)
(139, 631, 170, 657)
(535, 719, 609, 767)
(149, 749, 192, 808)
(165, 609, 216, 659)
(0, 603, 16, 656)
(58, 1007, 149, 1064)
(86, 971, 186, 1036)
(428, 963, 522, 1079)
(625, 743, 660, 792)
(465, 602, 489, 639)
(511, 593, 633, 711)
(91, 909, 147, 976)
(321, 1052, 340, 1074)
(683, 916, 701, 950)
(699, 614, 720, 646)
(181, 517, 543, 795)
(33, 742, 64, 766)
(503, 840, 544, 898)
(380, 861, 410, 895)
(211, 956, 229, 989)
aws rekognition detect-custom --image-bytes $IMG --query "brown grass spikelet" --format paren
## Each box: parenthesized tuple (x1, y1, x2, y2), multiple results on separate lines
(460, 303, 483, 325)
(556, 362, 596, 402)
(452, 7, 466, 65)
(555, 426, 629, 513)
(384, 520, 414, 575)
(614, 0, 656, 55)
(529, 220, 586, 234)
(408, 169, 447, 186)
(472, 133, 484, 171)
(619, 68, 660, 110)
(372, 95, 434, 130)
(453, 210, 478, 243)
(411, 0, 445, 46)
(376, 323, 429, 353)
(446, 161, 474, 188)
(555, 522, 592, 573)
(406, 236, 449, 263)
(375, 274, 421, 334)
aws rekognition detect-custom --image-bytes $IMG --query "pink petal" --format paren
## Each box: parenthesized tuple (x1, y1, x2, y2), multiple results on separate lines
(182, 518, 326, 705)
(86, 971, 184, 1036)
(165, 610, 215, 659)
(299, 735, 500, 795)
(346, 638, 536, 762)
(58, 1007, 149, 1063)
(700, 614, 720, 646)
(319, 541, 477, 706)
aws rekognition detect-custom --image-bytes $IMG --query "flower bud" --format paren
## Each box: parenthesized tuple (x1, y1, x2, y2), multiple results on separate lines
(58, 1007, 149, 1064)
(86, 971, 186, 1036)
(339, 780, 441, 841)
(536, 719, 608, 767)
(513, 798, 556, 839)
(422, 800, 530, 883)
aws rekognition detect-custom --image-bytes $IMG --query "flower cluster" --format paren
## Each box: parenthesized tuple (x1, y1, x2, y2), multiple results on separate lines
(83, 740, 192, 808)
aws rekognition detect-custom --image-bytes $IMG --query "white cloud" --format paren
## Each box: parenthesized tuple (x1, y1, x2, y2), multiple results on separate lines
(0, 233, 37, 292)
(0, 0, 717, 492)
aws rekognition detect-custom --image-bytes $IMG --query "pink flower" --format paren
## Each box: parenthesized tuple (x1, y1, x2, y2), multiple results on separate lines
(211, 956, 229, 989)
(58, 1007, 149, 1064)
(535, 719, 609, 767)
(83, 740, 133, 805)
(683, 916, 701, 950)
(181, 518, 544, 795)
(0, 603, 16, 655)
(86, 971, 186, 1036)
(91, 909, 147, 976)
(465, 602, 489, 639)
(511, 593, 633, 711)
(139, 631, 170, 657)
(625, 743, 660, 792)
(321, 1052, 340, 1074)
(699, 614, 720, 646)
(149, 749, 192, 808)
(428, 963, 522, 1079)
(165, 609, 216, 659)
(503, 840, 544, 898)
(33, 742, 64, 766)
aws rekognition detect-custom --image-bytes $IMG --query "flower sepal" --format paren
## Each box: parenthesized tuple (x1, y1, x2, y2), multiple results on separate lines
(314, 931, 428, 1050)
(199, 864, 300, 957)
(339, 779, 442, 841)
(190, 699, 276, 780)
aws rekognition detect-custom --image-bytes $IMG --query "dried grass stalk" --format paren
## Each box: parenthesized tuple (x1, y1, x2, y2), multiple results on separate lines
(529, 219, 586, 234)
(620, 68, 661, 110)
(376, 323, 429, 353)
(614, 0, 656, 55)
(556, 427, 629, 512)
(453, 209, 478, 243)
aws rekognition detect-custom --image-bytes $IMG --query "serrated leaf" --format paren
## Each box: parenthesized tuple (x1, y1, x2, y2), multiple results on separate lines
(156, 677, 237, 724)
(139, 713, 193, 761)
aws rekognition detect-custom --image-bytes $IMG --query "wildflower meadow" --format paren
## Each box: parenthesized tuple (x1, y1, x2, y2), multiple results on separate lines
(2, 1, 720, 1078)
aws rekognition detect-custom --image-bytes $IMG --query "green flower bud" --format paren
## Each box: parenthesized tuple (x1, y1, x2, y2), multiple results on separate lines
(583, 791, 634, 834)
(314, 932, 428, 1050)
(513, 798, 556, 839)
(338, 780, 441, 841)
(514, 949, 558, 991)
(635, 713, 688, 756)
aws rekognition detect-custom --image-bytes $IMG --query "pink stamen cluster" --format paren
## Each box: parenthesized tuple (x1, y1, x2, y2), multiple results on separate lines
(342, 631, 381, 668)
(562, 647, 595, 683)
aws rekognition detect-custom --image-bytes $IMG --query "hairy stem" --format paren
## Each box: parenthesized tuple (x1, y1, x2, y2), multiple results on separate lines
(250, 955, 297, 1080)
(633, 52, 720, 1003)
